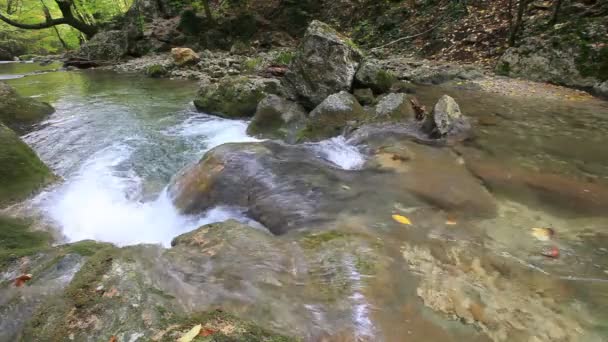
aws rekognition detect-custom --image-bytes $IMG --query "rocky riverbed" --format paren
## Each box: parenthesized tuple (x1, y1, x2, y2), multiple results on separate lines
(1, 19, 608, 342)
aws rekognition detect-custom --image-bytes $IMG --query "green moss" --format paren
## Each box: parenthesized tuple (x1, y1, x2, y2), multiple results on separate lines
(146, 64, 167, 78)
(375, 69, 397, 93)
(0, 216, 52, 268)
(0, 83, 55, 131)
(243, 57, 263, 73)
(274, 51, 294, 65)
(194, 77, 277, 118)
(299, 230, 349, 250)
(495, 61, 511, 76)
(0, 124, 55, 206)
(63, 240, 113, 257)
(65, 246, 118, 308)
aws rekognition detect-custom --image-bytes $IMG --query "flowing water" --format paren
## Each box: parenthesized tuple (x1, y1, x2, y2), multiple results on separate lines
(2, 62, 608, 341)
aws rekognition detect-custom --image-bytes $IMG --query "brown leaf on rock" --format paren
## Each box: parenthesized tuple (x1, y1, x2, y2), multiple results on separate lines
(14, 274, 32, 287)
(108, 336, 117, 342)
(199, 328, 217, 337)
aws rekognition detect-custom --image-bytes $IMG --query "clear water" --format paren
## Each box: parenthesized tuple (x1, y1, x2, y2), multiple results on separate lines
(3, 63, 608, 341)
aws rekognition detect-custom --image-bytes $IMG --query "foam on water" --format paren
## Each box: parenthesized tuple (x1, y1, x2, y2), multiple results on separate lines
(309, 136, 365, 170)
(35, 114, 262, 247)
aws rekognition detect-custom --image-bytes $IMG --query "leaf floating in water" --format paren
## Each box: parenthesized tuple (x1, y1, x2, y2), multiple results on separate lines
(531, 227, 555, 241)
(392, 214, 412, 225)
(178, 324, 202, 342)
(541, 246, 560, 259)
(14, 274, 32, 287)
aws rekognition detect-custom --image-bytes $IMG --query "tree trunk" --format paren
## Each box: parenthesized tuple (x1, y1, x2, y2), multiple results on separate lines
(509, 0, 528, 46)
(202, 0, 215, 24)
(549, 0, 563, 25)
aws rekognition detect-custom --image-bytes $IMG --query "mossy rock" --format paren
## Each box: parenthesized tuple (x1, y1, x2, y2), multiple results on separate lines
(0, 82, 55, 132)
(354, 60, 397, 94)
(0, 216, 52, 268)
(0, 123, 56, 206)
(145, 64, 168, 78)
(193, 76, 281, 118)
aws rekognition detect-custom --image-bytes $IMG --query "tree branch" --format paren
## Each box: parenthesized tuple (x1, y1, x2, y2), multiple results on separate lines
(0, 11, 67, 29)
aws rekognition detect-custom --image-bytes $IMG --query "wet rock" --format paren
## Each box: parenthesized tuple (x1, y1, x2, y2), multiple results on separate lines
(374, 93, 415, 121)
(171, 47, 200, 66)
(0, 82, 55, 133)
(0, 123, 56, 206)
(402, 242, 594, 342)
(594, 80, 608, 98)
(169, 141, 359, 234)
(353, 88, 375, 106)
(360, 137, 497, 217)
(355, 59, 397, 94)
(298, 91, 366, 142)
(424, 95, 472, 139)
(283, 20, 363, 109)
(247, 95, 307, 143)
(193, 76, 282, 118)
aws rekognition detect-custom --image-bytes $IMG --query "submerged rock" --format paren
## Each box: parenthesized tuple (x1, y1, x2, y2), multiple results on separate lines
(0, 123, 56, 206)
(424, 95, 472, 139)
(298, 91, 366, 141)
(193, 76, 281, 118)
(0, 82, 55, 133)
(171, 47, 200, 66)
(247, 95, 307, 143)
(283, 20, 363, 109)
(355, 59, 397, 94)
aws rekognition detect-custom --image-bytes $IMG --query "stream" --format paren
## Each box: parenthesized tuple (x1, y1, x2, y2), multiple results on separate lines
(2, 62, 608, 341)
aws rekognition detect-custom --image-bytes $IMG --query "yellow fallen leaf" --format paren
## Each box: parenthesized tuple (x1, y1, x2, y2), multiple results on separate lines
(445, 219, 458, 226)
(178, 324, 202, 342)
(531, 227, 554, 241)
(392, 214, 412, 225)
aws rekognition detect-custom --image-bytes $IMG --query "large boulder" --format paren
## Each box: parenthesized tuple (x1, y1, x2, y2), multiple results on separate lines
(496, 36, 606, 89)
(424, 95, 472, 139)
(354, 59, 397, 94)
(169, 141, 360, 234)
(283, 20, 363, 109)
(193, 76, 282, 118)
(247, 95, 307, 143)
(75, 30, 129, 62)
(0, 123, 55, 206)
(171, 47, 200, 66)
(0, 82, 55, 133)
(297, 91, 366, 141)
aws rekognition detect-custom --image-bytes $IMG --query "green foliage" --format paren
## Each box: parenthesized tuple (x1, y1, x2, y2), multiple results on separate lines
(274, 51, 294, 65)
(146, 64, 168, 78)
(0, 216, 52, 268)
(243, 56, 263, 73)
(0, 0, 133, 55)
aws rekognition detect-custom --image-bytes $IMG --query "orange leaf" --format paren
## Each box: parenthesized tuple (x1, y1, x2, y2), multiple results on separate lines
(108, 336, 117, 342)
(199, 328, 217, 337)
(14, 274, 32, 287)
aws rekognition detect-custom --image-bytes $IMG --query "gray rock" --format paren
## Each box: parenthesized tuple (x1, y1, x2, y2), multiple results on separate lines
(424, 95, 472, 139)
(247, 95, 308, 143)
(299, 91, 366, 141)
(496, 36, 599, 88)
(283, 20, 363, 109)
(193, 76, 282, 118)
(355, 59, 396, 93)
(374, 93, 415, 120)
(594, 80, 608, 98)
(77, 30, 129, 62)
